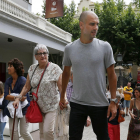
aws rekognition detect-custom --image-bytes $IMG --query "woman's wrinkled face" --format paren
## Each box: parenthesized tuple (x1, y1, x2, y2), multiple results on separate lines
(8, 65, 16, 75)
(35, 49, 48, 64)
(135, 90, 140, 99)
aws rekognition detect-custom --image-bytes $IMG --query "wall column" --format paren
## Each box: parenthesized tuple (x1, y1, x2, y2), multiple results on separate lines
(33, 46, 38, 64)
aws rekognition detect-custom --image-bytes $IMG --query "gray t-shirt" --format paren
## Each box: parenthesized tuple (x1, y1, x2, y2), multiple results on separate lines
(63, 38, 115, 106)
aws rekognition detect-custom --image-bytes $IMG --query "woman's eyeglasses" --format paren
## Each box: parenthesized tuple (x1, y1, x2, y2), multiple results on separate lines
(36, 52, 48, 56)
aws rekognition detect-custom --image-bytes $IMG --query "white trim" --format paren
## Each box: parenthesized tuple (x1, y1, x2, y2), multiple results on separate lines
(0, 0, 72, 42)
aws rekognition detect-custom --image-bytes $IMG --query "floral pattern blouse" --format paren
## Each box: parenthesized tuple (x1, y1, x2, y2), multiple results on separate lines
(28, 63, 62, 113)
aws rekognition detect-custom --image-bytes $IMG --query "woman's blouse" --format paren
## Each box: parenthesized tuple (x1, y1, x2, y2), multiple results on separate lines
(132, 99, 140, 124)
(4, 76, 30, 118)
(0, 96, 8, 122)
(28, 63, 62, 113)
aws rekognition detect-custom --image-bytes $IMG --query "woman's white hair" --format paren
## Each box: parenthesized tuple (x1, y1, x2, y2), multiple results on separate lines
(34, 44, 49, 55)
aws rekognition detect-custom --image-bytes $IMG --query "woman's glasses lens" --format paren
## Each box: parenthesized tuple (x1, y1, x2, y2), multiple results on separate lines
(36, 52, 48, 56)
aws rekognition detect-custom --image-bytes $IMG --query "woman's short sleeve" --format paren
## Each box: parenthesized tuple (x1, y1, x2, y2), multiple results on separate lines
(50, 63, 62, 81)
(28, 64, 38, 80)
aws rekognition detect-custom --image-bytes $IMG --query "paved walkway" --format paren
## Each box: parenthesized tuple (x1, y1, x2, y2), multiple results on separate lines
(4, 115, 130, 140)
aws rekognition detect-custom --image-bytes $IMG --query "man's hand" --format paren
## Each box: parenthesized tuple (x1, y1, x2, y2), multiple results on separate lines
(107, 101, 117, 121)
(59, 98, 68, 110)
(13, 98, 20, 109)
(86, 117, 91, 127)
(124, 91, 132, 95)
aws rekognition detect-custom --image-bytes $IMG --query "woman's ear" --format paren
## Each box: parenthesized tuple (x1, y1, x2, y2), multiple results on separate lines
(35, 55, 38, 60)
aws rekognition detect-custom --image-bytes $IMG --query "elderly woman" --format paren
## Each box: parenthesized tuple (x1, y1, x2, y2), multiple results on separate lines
(13, 44, 63, 140)
(4, 58, 32, 140)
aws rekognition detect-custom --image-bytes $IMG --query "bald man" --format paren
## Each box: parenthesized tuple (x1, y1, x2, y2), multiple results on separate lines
(60, 11, 117, 140)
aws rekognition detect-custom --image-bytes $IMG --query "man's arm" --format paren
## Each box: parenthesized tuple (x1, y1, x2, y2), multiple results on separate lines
(59, 66, 71, 110)
(123, 90, 132, 94)
(107, 64, 117, 121)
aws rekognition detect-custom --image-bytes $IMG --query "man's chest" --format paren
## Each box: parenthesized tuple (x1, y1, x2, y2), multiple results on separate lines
(69, 47, 105, 67)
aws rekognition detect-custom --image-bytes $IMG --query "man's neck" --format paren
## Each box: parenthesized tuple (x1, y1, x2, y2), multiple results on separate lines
(80, 37, 93, 44)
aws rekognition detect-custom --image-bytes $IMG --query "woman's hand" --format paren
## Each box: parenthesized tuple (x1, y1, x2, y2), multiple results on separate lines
(130, 112, 136, 119)
(13, 98, 20, 109)
(59, 98, 68, 110)
(20, 96, 27, 102)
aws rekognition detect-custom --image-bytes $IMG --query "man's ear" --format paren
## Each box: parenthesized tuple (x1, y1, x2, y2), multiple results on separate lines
(79, 21, 84, 30)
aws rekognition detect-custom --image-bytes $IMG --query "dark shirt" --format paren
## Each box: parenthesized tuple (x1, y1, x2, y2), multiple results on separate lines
(4, 76, 30, 118)
(108, 108, 119, 125)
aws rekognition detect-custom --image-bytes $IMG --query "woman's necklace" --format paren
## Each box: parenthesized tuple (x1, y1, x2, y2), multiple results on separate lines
(12, 81, 16, 87)
(12, 79, 17, 90)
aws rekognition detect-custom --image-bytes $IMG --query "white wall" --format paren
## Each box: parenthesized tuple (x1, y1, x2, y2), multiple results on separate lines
(0, 19, 67, 53)
(0, 47, 32, 73)
(11, 0, 32, 11)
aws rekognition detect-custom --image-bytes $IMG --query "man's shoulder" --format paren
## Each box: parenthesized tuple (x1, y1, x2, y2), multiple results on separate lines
(123, 86, 127, 89)
(95, 38, 109, 45)
(95, 38, 111, 50)
(65, 39, 79, 49)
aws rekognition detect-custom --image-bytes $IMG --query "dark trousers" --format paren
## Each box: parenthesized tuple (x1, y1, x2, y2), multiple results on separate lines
(69, 102, 110, 140)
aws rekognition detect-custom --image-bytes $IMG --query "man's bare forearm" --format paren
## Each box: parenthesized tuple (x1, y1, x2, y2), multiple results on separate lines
(109, 74, 117, 99)
(124, 91, 132, 94)
(61, 67, 71, 99)
(107, 65, 117, 99)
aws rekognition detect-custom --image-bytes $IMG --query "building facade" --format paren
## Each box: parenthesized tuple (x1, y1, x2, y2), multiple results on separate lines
(0, 0, 72, 136)
(0, 0, 72, 83)
(74, 0, 95, 18)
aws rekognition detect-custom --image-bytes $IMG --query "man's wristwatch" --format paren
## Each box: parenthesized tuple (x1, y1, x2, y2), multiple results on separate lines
(110, 98, 118, 104)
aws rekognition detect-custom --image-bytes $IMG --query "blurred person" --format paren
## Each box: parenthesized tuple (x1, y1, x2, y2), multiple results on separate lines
(4, 58, 32, 140)
(0, 81, 8, 140)
(127, 87, 140, 140)
(117, 85, 124, 108)
(123, 82, 133, 116)
(106, 85, 111, 103)
(108, 93, 125, 140)
(132, 83, 140, 98)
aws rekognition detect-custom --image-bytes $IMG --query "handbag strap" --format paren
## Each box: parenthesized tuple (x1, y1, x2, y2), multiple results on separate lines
(32, 62, 50, 101)
(30, 64, 39, 89)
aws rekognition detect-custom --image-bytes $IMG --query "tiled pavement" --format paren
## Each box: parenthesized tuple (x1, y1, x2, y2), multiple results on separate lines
(4, 115, 130, 140)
